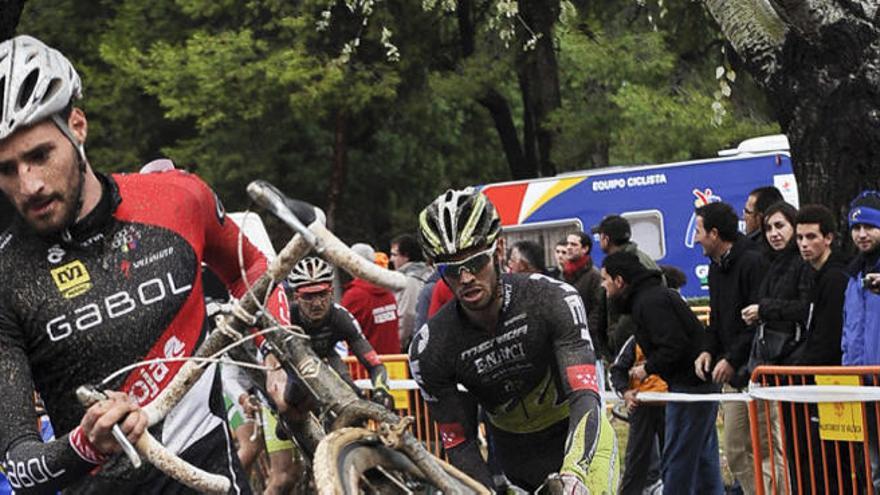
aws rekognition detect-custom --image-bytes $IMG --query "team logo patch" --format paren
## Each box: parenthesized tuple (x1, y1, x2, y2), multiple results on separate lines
(565, 364, 599, 392)
(47, 244, 65, 264)
(852, 208, 862, 222)
(50, 260, 92, 299)
(111, 225, 141, 254)
(438, 422, 466, 449)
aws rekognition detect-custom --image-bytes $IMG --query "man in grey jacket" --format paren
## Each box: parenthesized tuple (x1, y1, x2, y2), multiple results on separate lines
(390, 234, 433, 350)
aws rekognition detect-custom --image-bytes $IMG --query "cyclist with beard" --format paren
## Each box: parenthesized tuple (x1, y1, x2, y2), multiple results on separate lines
(0, 35, 288, 494)
(279, 257, 394, 412)
(409, 188, 619, 494)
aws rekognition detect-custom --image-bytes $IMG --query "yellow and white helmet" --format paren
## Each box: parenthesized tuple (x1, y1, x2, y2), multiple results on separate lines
(418, 188, 501, 262)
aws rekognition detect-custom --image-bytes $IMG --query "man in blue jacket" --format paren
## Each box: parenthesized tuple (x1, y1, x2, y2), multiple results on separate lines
(842, 190, 880, 490)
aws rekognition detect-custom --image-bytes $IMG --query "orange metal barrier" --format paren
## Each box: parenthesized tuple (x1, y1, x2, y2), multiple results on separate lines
(344, 354, 445, 458)
(749, 365, 880, 495)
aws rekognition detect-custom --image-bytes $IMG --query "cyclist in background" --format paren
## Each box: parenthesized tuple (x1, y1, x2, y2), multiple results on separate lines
(409, 188, 619, 494)
(276, 257, 394, 415)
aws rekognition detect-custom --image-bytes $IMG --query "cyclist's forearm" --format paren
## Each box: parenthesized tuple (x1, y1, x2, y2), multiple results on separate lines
(2, 434, 95, 494)
(561, 391, 601, 480)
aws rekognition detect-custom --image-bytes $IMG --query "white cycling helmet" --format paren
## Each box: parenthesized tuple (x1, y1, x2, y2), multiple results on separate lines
(0, 35, 83, 142)
(287, 257, 334, 291)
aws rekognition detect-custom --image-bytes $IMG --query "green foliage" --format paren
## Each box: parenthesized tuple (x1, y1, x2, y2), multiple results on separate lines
(550, 3, 779, 170)
(13, 0, 780, 247)
(608, 81, 778, 163)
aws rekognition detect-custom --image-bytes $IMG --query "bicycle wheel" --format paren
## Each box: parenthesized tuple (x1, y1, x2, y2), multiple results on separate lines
(313, 427, 490, 495)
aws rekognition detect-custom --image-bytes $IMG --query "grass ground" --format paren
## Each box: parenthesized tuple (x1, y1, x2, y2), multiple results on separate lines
(608, 404, 734, 486)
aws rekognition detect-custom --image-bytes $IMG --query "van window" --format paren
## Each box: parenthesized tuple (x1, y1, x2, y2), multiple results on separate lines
(621, 210, 665, 260)
(501, 219, 584, 271)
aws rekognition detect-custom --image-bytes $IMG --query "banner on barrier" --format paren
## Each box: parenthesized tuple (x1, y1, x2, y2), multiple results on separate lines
(816, 374, 864, 442)
(386, 360, 411, 409)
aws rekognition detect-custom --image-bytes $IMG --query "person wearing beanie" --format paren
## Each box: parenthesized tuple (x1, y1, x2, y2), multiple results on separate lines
(843, 190, 880, 367)
(342, 243, 401, 354)
(842, 190, 880, 490)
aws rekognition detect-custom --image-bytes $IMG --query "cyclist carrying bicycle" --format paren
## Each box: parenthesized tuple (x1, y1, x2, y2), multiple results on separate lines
(0, 35, 288, 493)
(409, 188, 620, 494)
(272, 257, 394, 416)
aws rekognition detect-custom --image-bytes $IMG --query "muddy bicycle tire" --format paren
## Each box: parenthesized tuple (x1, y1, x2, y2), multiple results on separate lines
(313, 427, 489, 495)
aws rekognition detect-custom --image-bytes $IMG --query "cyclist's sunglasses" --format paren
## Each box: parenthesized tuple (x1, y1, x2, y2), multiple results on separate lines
(437, 244, 496, 280)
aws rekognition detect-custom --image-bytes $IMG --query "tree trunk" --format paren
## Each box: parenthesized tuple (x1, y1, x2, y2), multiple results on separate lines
(326, 109, 348, 231)
(519, 73, 538, 174)
(456, 0, 533, 179)
(478, 89, 532, 179)
(703, 0, 880, 236)
(774, 21, 880, 225)
(0, 0, 27, 40)
(518, 0, 561, 177)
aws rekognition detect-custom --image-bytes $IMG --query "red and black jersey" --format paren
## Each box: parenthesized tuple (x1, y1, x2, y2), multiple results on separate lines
(0, 170, 286, 494)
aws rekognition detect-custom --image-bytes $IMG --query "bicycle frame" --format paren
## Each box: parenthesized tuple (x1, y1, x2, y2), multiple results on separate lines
(76, 181, 484, 494)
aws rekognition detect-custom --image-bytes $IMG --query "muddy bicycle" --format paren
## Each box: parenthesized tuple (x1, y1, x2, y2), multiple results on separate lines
(77, 181, 490, 494)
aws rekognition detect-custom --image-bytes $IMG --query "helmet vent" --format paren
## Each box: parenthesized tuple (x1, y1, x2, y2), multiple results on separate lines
(442, 211, 454, 244)
(0, 77, 5, 119)
(17, 69, 39, 111)
(43, 78, 61, 103)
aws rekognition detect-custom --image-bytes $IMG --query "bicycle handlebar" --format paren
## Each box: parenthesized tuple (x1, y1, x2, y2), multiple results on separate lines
(247, 180, 324, 250)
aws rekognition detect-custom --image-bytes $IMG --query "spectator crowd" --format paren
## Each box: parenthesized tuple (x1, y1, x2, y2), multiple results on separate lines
(323, 185, 880, 495)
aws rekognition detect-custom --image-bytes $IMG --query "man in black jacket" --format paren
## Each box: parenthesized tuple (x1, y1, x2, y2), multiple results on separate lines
(593, 215, 664, 357)
(781, 204, 854, 493)
(796, 204, 849, 365)
(692, 202, 777, 495)
(693, 203, 768, 385)
(602, 252, 723, 494)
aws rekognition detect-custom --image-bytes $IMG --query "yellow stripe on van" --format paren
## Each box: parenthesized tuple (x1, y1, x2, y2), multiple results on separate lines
(521, 177, 587, 222)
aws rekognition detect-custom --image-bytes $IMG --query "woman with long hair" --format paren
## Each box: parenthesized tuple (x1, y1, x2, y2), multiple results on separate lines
(741, 201, 814, 365)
